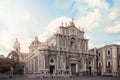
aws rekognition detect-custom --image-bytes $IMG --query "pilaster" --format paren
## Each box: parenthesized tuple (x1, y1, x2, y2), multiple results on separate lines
(112, 46, 118, 76)
(102, 49, 106, 75)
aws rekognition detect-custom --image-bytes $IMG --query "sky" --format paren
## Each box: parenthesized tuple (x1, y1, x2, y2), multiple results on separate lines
(0, 0, 120, 56)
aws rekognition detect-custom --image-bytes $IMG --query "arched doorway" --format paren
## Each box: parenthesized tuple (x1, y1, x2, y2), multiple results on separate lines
(49, 58, 55, 74)
(89, 66, 92, 75)
(49, 65, 55, 74)
(71, 63, 76, 75)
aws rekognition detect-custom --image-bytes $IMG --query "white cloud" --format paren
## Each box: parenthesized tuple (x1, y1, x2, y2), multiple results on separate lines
(74, 0, 109, 16)
(88, 42, 94, 49)
(21, 11, 36, 25)
(107, 9, 119, 21)
(103, 24, 120, 34)
(102, 0, 120, 35)
(0, 31, 14, 57)
(115, 41, 120, 45)
(75, 9, 101, 30)
(0, 0, 120, 57)
(0, 29, 33, 56)
(83, 0, 109, 9)
(20, 37, 33, 53)
(54, 0, 74, 9)
(0, 0, 37, 56)
(39, 16, 71, 41)
(85, 35, 95, 49)
(45, 16, 71, 32)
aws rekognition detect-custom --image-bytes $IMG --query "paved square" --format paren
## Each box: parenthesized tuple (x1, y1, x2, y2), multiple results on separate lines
(1, 76, 120, 80)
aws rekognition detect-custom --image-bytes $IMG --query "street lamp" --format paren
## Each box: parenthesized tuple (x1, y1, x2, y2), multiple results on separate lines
(10, 67, 13, 78)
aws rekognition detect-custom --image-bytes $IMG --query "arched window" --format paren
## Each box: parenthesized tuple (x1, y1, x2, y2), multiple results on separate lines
(107, 50, 111, 56)
(107, 61, 111, 68)
(50, 59, 54, 63)
(98, 62, 102, 68)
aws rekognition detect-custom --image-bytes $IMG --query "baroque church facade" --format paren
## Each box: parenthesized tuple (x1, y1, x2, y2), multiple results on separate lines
(24, 19, 97, 77)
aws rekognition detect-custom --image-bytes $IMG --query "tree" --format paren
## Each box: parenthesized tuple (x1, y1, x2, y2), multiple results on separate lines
(0, 57, 13, 74)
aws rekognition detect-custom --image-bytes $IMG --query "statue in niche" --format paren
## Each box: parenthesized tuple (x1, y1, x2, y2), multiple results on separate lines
(72, 43, 75, 49)
(71, 37, 76, 49)
(63, 56, 66, 69)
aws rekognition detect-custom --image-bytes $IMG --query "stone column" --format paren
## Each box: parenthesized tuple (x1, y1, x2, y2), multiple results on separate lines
(26, 61, 28, 73)
(55, 55, 58, 75)
(41, 54, 43, 69)
(43, 55, 45, 70)
(112, 46, 118, 76)
(39, 54, 41, 70)
(33, 58, 35, 73)
(63, 55, 66, 70)
(66, 37, 69, 50)
(38, 54, 39, 73)
(76, 63, 78, 73)
(83, 57, 86, 71)
(102, 49, 106, 75)
(65, 38, 66, 48)
(30, 60, 31, 73)
(61, 55, 63, 70)
(57, 52, 60, 70)
(41, 54, 46, 74)
(56, 34, 60, 48)
(92, 57, 95, 72)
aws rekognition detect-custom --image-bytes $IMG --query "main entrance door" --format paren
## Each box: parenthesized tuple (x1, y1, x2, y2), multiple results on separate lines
(49, 65, 55, 74)
(89, 66, 91, 75)
(71, 64, 76, 75)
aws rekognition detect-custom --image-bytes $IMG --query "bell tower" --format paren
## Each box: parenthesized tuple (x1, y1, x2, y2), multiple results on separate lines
(13, 38, 21, 53)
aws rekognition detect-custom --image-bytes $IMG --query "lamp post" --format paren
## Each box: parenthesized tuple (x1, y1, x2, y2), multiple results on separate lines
(10, 67, 13, 78)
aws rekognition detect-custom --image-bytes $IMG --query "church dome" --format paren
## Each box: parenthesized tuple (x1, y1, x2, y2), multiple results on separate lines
(30, 35, 41, 46)
(29, 35, 41, 53)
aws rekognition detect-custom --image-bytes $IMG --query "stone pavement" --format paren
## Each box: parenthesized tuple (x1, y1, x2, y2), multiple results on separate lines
(0, 76, 120, 80)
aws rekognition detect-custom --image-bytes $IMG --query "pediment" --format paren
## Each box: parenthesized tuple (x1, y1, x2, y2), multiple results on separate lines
(68, 26, 79, 36)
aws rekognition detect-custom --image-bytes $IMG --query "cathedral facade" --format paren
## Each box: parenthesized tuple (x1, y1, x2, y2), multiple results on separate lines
(24, 20, 97, 77)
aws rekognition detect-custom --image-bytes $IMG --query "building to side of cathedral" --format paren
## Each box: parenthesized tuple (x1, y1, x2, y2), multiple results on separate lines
(24, 19, 97, 77)
(89, 45, 120, 76)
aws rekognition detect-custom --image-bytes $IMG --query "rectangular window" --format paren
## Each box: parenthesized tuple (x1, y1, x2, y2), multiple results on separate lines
(98, 53, 100, 57)
(107, 50, 111, 56)
(99, 63, 101, 68)
(119, 61, 120, 68)
(107, 61, 111, 68)
(89, 61, 91, 65)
